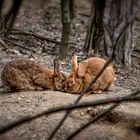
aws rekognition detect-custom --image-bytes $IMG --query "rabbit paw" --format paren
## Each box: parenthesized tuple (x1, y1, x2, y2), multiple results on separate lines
(92, 90, 102, 94)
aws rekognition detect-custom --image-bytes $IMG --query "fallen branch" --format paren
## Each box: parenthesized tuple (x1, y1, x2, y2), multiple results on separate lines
(48, 11, 134, 139)
(66, 90, 140, 140)
(8, 35, 25, 41)
(11, 30, 60, 44)
(0, 90, 139, 135)
(0, 38, 8, 48)
(78, 12, 90, 17)
(131, 53, 140, 59)
(4, 38, 36, 53)
(4, 0, 23, 37)
(66, 104, 118, 140)
(10, 29, 77, 45)
(133, 48, 140, 53)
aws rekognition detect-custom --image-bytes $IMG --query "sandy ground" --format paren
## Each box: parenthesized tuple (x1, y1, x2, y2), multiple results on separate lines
(0, 89, 140, 140)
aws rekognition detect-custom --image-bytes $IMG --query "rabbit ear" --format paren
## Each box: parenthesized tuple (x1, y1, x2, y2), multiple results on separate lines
(77, 60, 88, 77)
(54, 57, 60, 75)
(71, 55, 78, 73)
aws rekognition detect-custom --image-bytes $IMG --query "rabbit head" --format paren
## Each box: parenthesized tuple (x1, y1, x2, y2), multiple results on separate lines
(1, 58, 66, 92)
(64, 74, 83, 94)
(64, 55, 88, 94)
(53, 58, 66, 91)
(64, 55, 116, 94)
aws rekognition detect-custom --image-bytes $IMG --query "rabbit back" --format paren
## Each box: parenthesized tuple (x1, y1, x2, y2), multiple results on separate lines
(54, 72, 66, 91)
(65, 56, 115, 94)
(84, 57, 115, 92)
(1, 59, 54, 91)
(86, 67, 115, 92)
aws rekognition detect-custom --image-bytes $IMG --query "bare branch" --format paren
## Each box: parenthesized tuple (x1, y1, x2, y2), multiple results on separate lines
(0, 90, 139, 135)
(66, 104, 117, 140)
(66, 90, 140, 139)
(131, 53, 140, 59)
(0, 38, 8, 48)
(4, 38, 36, 53)
(4, 0, 23, 37)
(54, 57, 60, 74)
(11, 30, 60, 44)
(10, 29, 77, 45)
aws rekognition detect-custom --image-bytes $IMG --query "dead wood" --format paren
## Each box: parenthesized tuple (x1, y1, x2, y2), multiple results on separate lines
(4, 38, 36, 53)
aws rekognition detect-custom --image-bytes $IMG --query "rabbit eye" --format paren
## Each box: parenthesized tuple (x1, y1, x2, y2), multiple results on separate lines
(70, 81, 73, 84)
(60, 79, 65, 83)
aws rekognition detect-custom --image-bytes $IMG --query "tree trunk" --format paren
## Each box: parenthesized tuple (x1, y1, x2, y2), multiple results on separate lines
(59, 23, 70, 61)
(84, 0, 135, 67)
(59, 0, 74, 61)
(0, 0, 22, 37)
(103, 0, 134, 67)
(84, 0, 106, 54)
(4, 0, 23, 37)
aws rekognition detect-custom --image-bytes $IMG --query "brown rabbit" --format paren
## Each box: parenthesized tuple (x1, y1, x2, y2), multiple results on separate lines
(1, 58, 66, 92)
(64, 55, 115, 94)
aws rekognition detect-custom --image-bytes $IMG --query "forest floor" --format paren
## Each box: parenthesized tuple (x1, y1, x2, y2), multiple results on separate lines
(0, 0, 140, 140)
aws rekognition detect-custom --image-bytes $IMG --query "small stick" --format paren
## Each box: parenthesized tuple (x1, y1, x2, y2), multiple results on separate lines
(4, 38, 36, 53)
(0, 90, 139, 134)
(54, 57, 60, 75)
(11, 29, 77, 45)
(65, 90, 140, 139)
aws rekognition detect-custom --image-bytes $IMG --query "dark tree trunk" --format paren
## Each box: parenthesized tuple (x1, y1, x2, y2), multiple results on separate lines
(0, 0, 22, 37)
(103, 0, 134, 67)
(59, 23, 71, 61)
(59, 0, 74, 61)
(84, 0, 106, 53)
(85, 0, 135, 67)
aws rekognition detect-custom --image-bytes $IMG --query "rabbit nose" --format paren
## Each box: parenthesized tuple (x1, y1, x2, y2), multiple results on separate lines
(64, 87, 67, 91)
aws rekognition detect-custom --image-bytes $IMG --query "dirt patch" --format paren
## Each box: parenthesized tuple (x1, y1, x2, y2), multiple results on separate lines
(0, 91, 140, 140)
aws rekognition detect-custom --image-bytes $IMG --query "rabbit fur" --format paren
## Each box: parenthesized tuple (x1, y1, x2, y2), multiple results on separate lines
(1, 59, 66, 92)
(64, 55, 116, 94)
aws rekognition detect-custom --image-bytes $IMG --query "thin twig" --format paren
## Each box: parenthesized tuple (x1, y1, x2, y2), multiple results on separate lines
(11, 30, 60, 44)
(0, 90, 139, 135)
(4, 38, 36, 53)
(131, 53, 140, 59)
(10, 29, 77, 45)
(65, 90, 140, 140)
(78, 12, 90, 17)
(8, 35, 25, 41)
(4, 0, 23, 37)
(66, 104, 117, 140)
(133, 48, 140, 53)
(0, 38, 8, 48)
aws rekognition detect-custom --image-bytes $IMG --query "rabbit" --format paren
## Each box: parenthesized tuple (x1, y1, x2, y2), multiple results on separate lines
(1, 58, 66, 92)
(64, 55, 116, 94)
